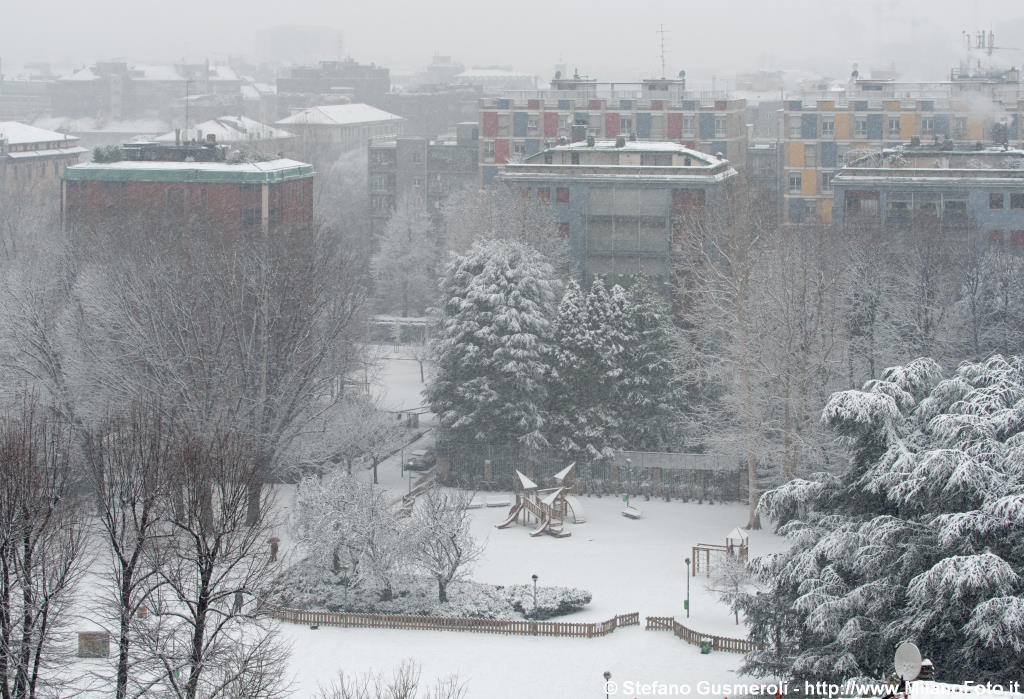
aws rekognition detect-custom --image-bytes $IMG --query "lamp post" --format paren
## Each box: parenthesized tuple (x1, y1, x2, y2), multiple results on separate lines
(684, 557, 691, 618)
(531, 574, 538, 620)
(604, 671, 612, 699)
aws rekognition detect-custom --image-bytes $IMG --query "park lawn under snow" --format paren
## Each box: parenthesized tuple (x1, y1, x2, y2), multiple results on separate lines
(271, 349, 789, 697)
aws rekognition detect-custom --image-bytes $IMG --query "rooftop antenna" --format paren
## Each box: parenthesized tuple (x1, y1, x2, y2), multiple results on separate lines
(657, 24, 668, 79)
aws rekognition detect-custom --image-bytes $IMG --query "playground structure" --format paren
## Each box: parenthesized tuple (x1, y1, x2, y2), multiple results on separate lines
(495, 464, 587, 538)
(691, 527, 749, 576)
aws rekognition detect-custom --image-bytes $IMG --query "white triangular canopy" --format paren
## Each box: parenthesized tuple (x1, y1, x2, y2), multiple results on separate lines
(726, 527, 748, 543)
(515, 470, 538, 490)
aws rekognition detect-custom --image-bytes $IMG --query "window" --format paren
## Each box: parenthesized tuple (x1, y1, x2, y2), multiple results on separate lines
(1013, 231, 1024, 246)
(512, 141, 525, 157)
(412, 176, 422, 188)
(683, 115, 695, 136)
(921, 117, 934, 135)
(822, 117, 835, 137)
(484, 141, 495, 161)
(714, 116, 727, 137)
(570, 151, 580, 165)
(804, 200, 818, 219)
(556, 187, 569, 203)
(887, 117, 900, 136)
(537, 188, 550, 202)
(527, 117, 539, 134)
(954, 117, 968, 138)
(241, 207, 260, 226)
(822, 172, 834, 191)
(788, 172, 802, 193)
(989, 229, 1004, 246)
(620, 115, 633, 134)
(412, 151, 422, 164)
(497, 114, 510, 133)
(1011, 193, 1024, 209)
(557, 222, 569, 237)
(558, 115, 571, 131)
(991, 193, 1005, 209)
(371, 174, 388, 190)
(804, 144, 816, 168)
(855, 117, 867, 137)
(371, 196, 391, 211)
(788, 116, 801, 138)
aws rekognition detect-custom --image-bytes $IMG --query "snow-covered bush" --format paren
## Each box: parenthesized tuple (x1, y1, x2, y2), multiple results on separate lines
(743, 355, 1024, 684)
(503, 584, 593, 620)
(271, 559, 591, 621)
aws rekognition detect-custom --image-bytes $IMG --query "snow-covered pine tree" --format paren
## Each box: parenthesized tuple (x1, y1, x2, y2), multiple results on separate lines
(425, 239, 557, 450)
(617, 276, 683, 451)
(545, 279, 625, 462)
(742, 355, 1024, 685)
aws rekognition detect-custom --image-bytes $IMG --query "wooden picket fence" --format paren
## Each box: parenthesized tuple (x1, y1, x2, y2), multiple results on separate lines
(644, 616, 758, 654)
(268, 606, 639, 639)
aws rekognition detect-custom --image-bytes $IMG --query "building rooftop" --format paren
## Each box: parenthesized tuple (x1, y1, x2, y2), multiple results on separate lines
(153, 116, 294, 144)
(0, 121, 79, 145)
(276, 103, 403, 127)
(543, 139, 725, 163)
(63, 158, 314, 184)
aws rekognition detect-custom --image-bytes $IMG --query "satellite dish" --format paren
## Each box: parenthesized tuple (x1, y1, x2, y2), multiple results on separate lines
(894, 642, 922, 681)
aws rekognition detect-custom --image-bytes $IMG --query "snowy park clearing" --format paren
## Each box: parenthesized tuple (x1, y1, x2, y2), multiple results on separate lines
(267, 351, 790, 697)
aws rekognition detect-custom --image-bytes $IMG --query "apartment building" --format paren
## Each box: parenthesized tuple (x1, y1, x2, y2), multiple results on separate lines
(367, 123, 479, 236)
(780, 71, 1024, 224)
(477, 76, 747, 186)
(832, 145, 1024, 248)
(497, 139, 737, 287)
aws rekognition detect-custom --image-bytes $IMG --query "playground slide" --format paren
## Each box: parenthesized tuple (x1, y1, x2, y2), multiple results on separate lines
(564, 495, 586, 523)
(495, 503, 523, 529)
(529, 515, 550, 537)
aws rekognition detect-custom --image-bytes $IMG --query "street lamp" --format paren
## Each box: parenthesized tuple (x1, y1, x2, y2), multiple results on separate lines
(531, 574, 539, 620)
(684, 557, 691, 618)
(604, 671, 612, 699)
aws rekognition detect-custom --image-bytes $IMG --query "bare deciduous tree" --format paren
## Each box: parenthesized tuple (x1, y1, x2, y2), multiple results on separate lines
(85, 401, 175, 699)
(74, 223, 368, 523)
(316, 659, 467, 699)
(0, 394, 87, 699)
(133, 429, 289, 699)
(411, 487, 482, 603)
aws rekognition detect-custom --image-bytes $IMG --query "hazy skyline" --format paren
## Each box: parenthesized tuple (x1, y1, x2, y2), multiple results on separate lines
(3, 0, 1024, 85)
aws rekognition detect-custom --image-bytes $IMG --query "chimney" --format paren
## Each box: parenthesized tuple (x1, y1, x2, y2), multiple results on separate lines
(206, 133, 216, 144)
(586, 135, 595, 147)
(197, 129, 203, 144)
(175, 128, 181, 146)
(615, 135, 626, 147)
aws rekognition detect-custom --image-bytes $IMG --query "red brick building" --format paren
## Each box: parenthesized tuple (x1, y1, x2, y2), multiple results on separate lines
(61, 145, 314, 236)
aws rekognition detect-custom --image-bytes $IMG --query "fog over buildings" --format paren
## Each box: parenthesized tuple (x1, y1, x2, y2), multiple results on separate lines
(3, 0, 1024, 83)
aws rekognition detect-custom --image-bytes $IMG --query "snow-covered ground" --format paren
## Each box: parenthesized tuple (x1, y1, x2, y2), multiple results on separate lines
(270, 353, 789, 697)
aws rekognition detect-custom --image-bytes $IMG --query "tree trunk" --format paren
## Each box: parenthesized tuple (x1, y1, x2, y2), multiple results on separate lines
(437, 578, 448, 603)
(372, 457, 379, 485)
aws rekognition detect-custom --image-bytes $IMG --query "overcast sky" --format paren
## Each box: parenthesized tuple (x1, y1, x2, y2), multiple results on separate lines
(3, 0, 1023, 85)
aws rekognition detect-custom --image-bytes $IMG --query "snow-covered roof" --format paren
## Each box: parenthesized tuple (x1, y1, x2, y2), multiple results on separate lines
(32, 116, 168, 135)
(552, 463, 576, 483)
(153, 116, 294, 144)
(515, 470, 538, 491)
(59, 66, 100, 81)
(131, 64, 185, 82)
(726, 527, 748, 542)
(63, 158, 314, 184)
(208, 65, 240, 82)
(276, 103, 403, 127)
(456, 68, 534, 79)
(5, 147, 88, 159)
(540, 488, 564, 507)
(546, 139, 722, 163)
(0, 121, 79, 145)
